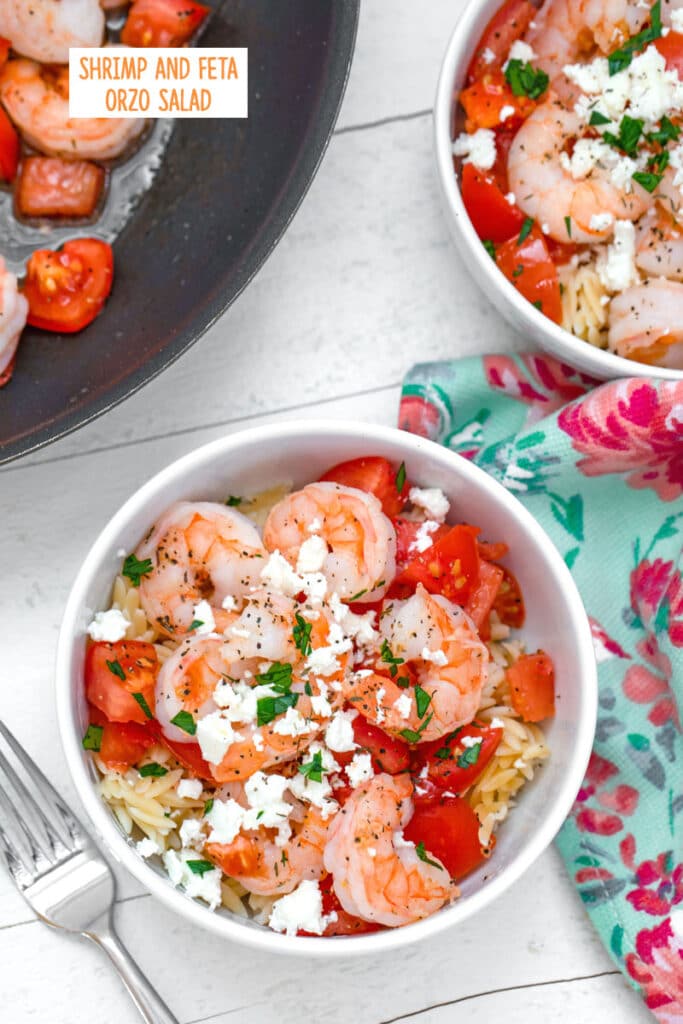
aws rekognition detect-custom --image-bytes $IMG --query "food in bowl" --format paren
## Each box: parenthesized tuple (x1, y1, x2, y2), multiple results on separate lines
(81, 454, 555, 937)
(0, 0, 209, 386)
(452, 0, 683, 370)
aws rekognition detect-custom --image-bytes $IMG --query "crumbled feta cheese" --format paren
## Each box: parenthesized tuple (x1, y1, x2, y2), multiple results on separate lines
(310, 681, 333, 718)
(409, 519, 439, 554)
(505, 191, 516, 205)
(422, 646, 448, 666)
(196, 712, 243, 765)
(597, 219, 639, 292)
(136, 837, 160, 858)
(392, 831, 415, 850)
(261, 550, 327, 604)
(179, 817, 204, 848)
(506, 39, 536, 65)
(213, 678, 266, 723)
(460, 734, 481, 748)
(288, 743, 340, 818)
(268, 880, 336, 936)
(307, 517, 322, 533)
(252, 731, 264, 751)
(87, 608, 128, 642)
(481, 46, 496, 65)
(367, 847, 377, 858)
(221, 594, 238, 611)
(489, 717, 505, 730)
(325, 709, 358, 752)
(191, 599, 216, 636)
(343, 609, 379, 646)
(393, 693, 413, 720)
(499, 104, 515, 122)
(375, 686, 386, 724)
(306, 622, 353, 677)
(296, 535, 329, 574)
(409, 486, 450, 522)
(589, 212, 614, 233)
(452, 128, 496, 171)
(243, 771, 293, 845)
(346, 752, 374, 788)
(177, 778, 203, 800)
(672, 8, 683, 33)
(163, 849, 222, 909)
(272, 706, 315, 737)
(206, 797, 245, 844)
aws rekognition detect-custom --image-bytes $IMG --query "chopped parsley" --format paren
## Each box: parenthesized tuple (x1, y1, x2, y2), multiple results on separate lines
(170, 710, 196, 736)
(298, 750, 325, 783)
(456, 742, 482, 768)
(512, 263, 524, 278)
(414, 685, 432, 719)
(633, 170, 663, 193)
(602, 114, 643, 157)
(304, 681, 313, 696)
(482, 239, 496, 260)
(122, 554, 153, 587)
(258, 661, 293, 691)
(504, 59, 549, 100)
(646, 115, 680, 145)
(648, 149, 670, 173)
(415, 841, 443, 870)
(188, 619, 204, 632)
(396, 675, 411, 689)
(186, 859, 216, 876)
(380, 639, 404, 678)
(106, 658, 126, 681)
(517, 217, 534, 245)
(292, 613, 313, 657)
(225, 495, 243, 506)
(204, 798, 214, 815)
(256, 692, 299, 727)
(433, 727, 463, 760)
(395, 461, 407, 494)
(348, 589, 368, 602)
(607, 1, 661, 75)
(532, 300, 543, 310)
(132, 691, 153, 719)
(589, 110, 611, 126)
(564, 216, 572, 238)
(82, 724, 103, 751)
(139, 762, 168, 778)
(400, 712, 434, 744)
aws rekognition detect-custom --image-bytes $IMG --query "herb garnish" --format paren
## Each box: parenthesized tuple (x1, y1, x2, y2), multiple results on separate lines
(589, 110, 611, 126)
(304, 681, 313, 696)
(517, 217, 534, 245)
(646, 115, 680, 145)
(348, 589, 368, 602)
(170, 710, 196, 736)
(106, 658, 126, 681)
(608, 0, 661, 75)
(602, 114, 643, 157)
(122, 554, 153, 587)
(293, 612, 313, 657)
(225, 496, 243, 506)
(414, 685, 432, 719)
(504, 59, 549, 100)
(257, 692, 299, 726)
(188, 619, 204, 632)
(204, 798, 214, 815)
(139, 762, 168, 778)
(456, 742, 482, 768)
(400, 712, 434, 744)
(132, 691, 153, 719)
(258, 661, 293, 690)
(564, 216, 572, 238)
(415, 842, 443, 870)
(380, 639, 404, 678)
(395, 461, 407, 494)
(633, 170, 663, 193)
(298, 750, 325, 783)
(186, 860, 216, 876)
(82, 724, 103, 751)
(396, 675, 411, 689)
(482, 239, 496, 260)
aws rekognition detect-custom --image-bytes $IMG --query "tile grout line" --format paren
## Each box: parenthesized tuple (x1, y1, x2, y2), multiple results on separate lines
(0, 381, 403, 475)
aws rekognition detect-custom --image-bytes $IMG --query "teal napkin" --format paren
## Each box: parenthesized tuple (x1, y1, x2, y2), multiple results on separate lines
(400, 353, 682, 1020)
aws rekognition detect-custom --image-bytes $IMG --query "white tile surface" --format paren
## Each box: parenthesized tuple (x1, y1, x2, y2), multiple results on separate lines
(0, 2, 649, 1022)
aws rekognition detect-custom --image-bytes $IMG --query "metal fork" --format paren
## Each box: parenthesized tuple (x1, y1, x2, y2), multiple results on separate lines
(0, 720, 179, 1024)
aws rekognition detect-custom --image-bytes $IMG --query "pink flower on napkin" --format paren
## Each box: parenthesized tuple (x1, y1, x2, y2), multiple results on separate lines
(558, 380, 683, 502)
(483, 353, 595, 422)
(627, 918, 683, 1021)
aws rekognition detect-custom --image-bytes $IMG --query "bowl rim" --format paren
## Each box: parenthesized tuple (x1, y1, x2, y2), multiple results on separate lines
(56, 419, 598, 957)
(433, 0, 683, 382)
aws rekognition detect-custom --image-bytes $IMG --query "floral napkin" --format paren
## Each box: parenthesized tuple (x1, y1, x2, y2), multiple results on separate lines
(399, 353, 682, 1021)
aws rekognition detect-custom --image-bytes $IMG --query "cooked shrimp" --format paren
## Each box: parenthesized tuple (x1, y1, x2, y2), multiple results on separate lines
(609, 279, 683, 367)
(526, 0, 650, 77)
(0, 59, 146, 162)
(0, 0, 105, 65)
(635, 199, 683, 279)
(507, 96, 650, 243)
(206, 794, 329, 896)
(323, 773, 456, 926)
(0, 258, 28, 381)
(662, 0, 683, 26)
(155, 636, 230, 744)
(136, 501, 266, 638)
(343, 585, 488, 743)
(263, 482, 397, 604)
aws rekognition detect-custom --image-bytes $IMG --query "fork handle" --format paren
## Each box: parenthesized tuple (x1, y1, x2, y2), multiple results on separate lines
(85, 917, 179, 1024)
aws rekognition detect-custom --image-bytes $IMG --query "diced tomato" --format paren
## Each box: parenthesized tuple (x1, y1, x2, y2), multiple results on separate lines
(412, 722, 502, 795)
(476, 539, 509, 561)
(121, 0, 209, 47)
(0, 107, 20, 183)
(461, 71, 535, 131)
(392, 524, 480, 604)
(461, 163, 525, 244)
(493, 565, 525, 628)
(0, 37, 10, 73)
(465, 560, 504, 637)
(466, 0, 536, 83)
(507, 651, 555, 722)
(153, 727, 215, 782)
(404, 793, 489, 879)
(655, 31, 683, 79)
(392, 518, 449, 569)
(546, 237, 580, 265)
(16, 157, 105, 219)
(300, 875, 383, 936)
(335, 714, 411, 774)
(495, 225, 562, 324)
(320, 456, 409, 518)
(22, 238, 114, 333)
(99, 720, 156, 771)
(85, 640, 158, 724)
(489, 125, 517, 193)
(206, 835, 259, 877)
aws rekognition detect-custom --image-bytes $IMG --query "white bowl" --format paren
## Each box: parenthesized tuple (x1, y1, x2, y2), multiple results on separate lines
(434, 0, 683, 381)
(56, 420, 597, 956)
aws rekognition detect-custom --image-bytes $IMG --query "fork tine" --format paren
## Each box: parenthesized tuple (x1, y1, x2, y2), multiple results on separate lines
(0, 721, 79, 849)
(0, 783, 44, 882)
(0, 746, 68, 862)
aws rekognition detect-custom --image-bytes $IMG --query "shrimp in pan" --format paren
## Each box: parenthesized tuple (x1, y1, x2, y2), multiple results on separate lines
(0, 59, 146, 162)
(136, 501, 266, 638)
(324, 773, 457, 926)
(0, 0, 105, 65)
(0, 259, 28, 383)
(263, 482, 397, 604)
(343, 584, 489, 743)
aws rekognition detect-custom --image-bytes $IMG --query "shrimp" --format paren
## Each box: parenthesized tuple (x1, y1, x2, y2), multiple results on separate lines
(0, 59, 146, 162)
(0, 258, 28, 382)
(636, 210, 683, 281)
(0, 0, 105, 65)
(323, 773, 456, 926)
(155, 636, 231, 744)
(136, 501, 266, 638)
(343, 585, 488, 743)
(526, 0, 651, 78)
(507, 96, 650, 243)
(263, 482, 397, 604)
(206, 799, 329, 897)
(609, 279, 683, 366)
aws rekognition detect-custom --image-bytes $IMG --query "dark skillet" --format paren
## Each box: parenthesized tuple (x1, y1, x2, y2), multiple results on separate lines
(0, 0, 359, 465)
